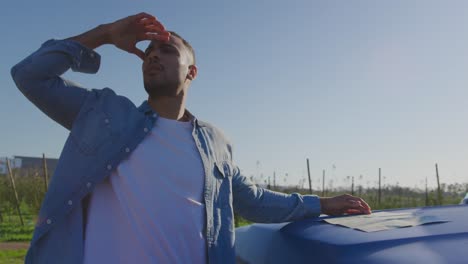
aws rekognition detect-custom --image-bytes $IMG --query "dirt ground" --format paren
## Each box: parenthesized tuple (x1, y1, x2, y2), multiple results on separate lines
(0, 242, 30, 250)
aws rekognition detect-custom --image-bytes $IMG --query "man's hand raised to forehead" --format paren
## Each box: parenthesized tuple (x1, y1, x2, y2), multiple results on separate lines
(107, 13, 170, 60)
(68, 13, 170, 60)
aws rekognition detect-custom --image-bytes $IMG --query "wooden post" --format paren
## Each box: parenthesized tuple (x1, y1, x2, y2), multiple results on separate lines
(425, 177, 429, 206)
(42, 153, 49, 192)
(273, 171, 276, 190)
(378, 168, 382, 206)
(435, 163, 442, 205)
(322, 170, 325, 197)
(6, 159, 24, 226)
(306, 159, 312, 194)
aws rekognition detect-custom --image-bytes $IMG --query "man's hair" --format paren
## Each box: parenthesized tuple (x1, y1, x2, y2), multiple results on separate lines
(146, 31, 196, 65)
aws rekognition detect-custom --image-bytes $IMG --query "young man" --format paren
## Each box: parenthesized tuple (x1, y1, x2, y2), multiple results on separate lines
(11, 13, 371, 264)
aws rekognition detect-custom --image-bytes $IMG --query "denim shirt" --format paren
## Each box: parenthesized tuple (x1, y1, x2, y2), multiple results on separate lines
(11, 39, 321, 264)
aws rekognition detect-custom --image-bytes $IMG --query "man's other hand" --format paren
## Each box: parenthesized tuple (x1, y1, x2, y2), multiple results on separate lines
(320, 194, 372, 216)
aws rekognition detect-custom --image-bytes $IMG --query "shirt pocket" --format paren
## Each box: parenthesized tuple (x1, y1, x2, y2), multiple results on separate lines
(70, 106, 112, 155)
(214, 161, 233, 208)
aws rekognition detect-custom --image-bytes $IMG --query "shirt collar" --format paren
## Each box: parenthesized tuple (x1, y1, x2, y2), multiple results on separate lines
(137, 100, 204, 127)
(137, 100, 153, 115)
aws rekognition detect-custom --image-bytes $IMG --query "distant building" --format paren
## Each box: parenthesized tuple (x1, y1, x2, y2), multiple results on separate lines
(0, 155, 58, 177)
(0, 157, 21, 174)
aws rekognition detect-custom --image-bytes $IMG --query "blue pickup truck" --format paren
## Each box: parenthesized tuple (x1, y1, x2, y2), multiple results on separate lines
(235, 204, 468, 264)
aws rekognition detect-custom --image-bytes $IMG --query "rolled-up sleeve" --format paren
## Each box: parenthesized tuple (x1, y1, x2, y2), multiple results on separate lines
(11, 39, 101, 130)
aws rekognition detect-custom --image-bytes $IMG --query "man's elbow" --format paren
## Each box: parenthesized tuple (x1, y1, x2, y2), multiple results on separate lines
(11, 61, 25, 89)
(11, 59, 35, 94)
(10, 63, 21, 86)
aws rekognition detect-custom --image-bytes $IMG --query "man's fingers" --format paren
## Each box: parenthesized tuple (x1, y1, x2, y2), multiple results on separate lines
(347, 200, 366, 209)
(345, 209, 364, 215)
(134, 12, 156, 22)
(345, 199, 372, 214)
(135, 28, 169, 39)
(138, 32, 171, 42)
(344, 195, 372, 212)
(357, 197, 372, 211)
(351, 197, 372, 213)
(345, 203, 370, 214)
(136, 16, 166, 33)
(145, 24, 167, 33)
(142, 20, 166, 30)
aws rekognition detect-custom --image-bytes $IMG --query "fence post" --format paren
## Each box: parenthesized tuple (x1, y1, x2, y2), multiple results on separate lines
(273, 171, 276, 190)
(378, 168, 382, 206)
(322, 170, 325, 197)
(42, 153, 49, 192)
(435, 163, 442, 205)
(425, 177, 429, 206)
(306, 159, 312, 194)
(6, 159, 24, 226)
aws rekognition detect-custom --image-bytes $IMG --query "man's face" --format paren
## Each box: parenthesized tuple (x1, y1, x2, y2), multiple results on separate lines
(142, 35, 194, 98)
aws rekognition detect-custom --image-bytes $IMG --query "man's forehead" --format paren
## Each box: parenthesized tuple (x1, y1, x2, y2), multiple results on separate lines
(149, 35, 184, 49)
(146, 35, 193, 64)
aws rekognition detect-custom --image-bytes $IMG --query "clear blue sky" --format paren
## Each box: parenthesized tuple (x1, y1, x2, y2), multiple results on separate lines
(2, 1, 468, 190)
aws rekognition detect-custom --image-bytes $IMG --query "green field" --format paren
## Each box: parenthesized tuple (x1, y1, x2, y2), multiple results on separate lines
(0, 215, 35, 243)
(0, 224, 34, 243)
(0, 215, 34, 263)
(0, 172, 466, 263)
(0, 249, 27, 264)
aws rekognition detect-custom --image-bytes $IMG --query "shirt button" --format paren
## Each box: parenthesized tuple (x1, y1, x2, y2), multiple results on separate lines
(144, 127, 149, 133)
(104, 119, 110, 124)
(152, 113, 157, 118)
(90, 53, 95, 58)
(107, 164, 112, 170)
(68, 200, 73, 206)
(86, 182, 92, 188)
(46, 219, 52, 225)
(125, 147, 130, 153)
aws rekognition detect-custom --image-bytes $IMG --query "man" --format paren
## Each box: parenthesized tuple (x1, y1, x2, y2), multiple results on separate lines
(11, 13, 371, 264)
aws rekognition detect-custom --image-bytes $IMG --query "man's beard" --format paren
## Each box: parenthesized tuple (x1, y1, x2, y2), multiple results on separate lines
(144, 78, 180, 98)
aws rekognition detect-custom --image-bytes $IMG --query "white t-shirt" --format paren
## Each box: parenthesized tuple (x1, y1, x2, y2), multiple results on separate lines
(83, 117, 206, 264)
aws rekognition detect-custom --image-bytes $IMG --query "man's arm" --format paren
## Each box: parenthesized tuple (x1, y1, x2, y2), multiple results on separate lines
(10, 38, 98, 130)
(232, 166, 371, 223)
(10, 13, 169, 130)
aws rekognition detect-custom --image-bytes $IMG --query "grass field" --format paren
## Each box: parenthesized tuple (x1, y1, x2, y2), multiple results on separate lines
(0, 223, 34, 243)
(0, 249, 27, 264)
(0, 215, 35, 243)
(0, 180, 464, 263)
(0, 215, 34, 263)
